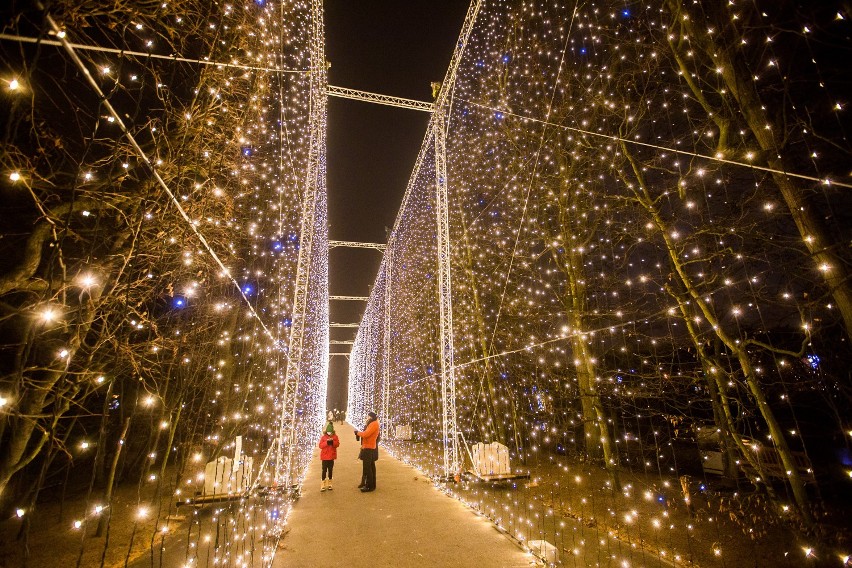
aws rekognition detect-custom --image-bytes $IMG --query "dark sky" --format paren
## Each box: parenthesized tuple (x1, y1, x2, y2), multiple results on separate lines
(324, 2, 471, 410)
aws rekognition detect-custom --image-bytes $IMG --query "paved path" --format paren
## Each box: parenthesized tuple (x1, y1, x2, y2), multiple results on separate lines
(273, 423, 534, 568)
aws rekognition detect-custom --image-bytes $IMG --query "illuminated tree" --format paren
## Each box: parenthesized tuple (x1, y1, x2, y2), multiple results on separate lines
(664, 0, 852, 341)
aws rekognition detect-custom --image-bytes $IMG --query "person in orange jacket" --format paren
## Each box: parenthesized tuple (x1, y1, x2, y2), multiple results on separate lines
(354, 412, 380, 492)
(318, 421, 340, 492)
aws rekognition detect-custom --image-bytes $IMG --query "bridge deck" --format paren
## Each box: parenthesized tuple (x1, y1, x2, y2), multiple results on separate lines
(274, 423, 533, 568)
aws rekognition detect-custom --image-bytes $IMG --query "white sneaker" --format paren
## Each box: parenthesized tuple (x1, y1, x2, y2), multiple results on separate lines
(320, 480, 327, 492)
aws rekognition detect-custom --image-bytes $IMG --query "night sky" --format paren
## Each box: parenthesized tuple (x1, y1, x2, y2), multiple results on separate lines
(324, 2, 471, 411)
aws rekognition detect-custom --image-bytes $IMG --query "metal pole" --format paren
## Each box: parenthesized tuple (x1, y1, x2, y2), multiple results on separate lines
(432, 0, 482, 480)
(434, 109, 459, 479)
(381, 247, 393, 435)
(277, 0, 327, 488)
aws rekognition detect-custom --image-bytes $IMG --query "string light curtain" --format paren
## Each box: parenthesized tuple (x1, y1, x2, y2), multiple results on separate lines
(0, 0, 327, 566)
(350, 0, 851, 566)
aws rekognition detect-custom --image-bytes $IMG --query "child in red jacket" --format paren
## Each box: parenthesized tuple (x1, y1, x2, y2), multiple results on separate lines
(318, 422, 340, 492)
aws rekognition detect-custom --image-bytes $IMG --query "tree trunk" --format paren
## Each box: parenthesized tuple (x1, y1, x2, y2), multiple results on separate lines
(457, 210, 508, 446)
(551, 181, 621, 489)
(96, 418, 131, 537)
(621, 141, 813, 523)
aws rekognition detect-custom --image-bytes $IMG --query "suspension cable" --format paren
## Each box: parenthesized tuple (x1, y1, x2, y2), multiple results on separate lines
(461, 99, 852, 190)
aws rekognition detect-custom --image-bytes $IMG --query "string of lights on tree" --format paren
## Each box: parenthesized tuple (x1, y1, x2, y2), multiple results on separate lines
(349, 1, 851, 566)
(0, 0, 327, 566)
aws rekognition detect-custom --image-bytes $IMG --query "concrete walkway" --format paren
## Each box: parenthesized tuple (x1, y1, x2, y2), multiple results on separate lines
(273, 423, 534, 568)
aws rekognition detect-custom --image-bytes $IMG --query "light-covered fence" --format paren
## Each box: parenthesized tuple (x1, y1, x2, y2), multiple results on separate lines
(349, 1, 852, 566)
(0, 2, 328, 566)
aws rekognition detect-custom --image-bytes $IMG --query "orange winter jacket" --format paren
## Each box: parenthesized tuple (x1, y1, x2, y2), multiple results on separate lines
(355, 420, 380, 449)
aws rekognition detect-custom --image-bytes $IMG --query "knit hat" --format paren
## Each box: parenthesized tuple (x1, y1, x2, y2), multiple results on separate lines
(367, 412, 377, 420)
(325, 421, 335, 434)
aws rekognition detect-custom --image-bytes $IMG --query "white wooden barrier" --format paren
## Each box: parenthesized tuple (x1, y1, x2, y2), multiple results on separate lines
(471, 441, 512, 476)
(203, 435, 253, 495)
(394, 424, 413, 440)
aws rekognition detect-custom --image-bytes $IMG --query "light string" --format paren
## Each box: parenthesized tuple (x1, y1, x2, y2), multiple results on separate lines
(0, 32, 307, 73)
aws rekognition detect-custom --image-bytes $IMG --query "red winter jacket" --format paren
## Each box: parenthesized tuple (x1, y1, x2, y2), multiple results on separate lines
(318, 433, 340, 460)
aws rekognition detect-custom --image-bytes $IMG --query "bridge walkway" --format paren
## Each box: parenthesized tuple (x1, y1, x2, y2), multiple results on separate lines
(273, 423, 533, 568)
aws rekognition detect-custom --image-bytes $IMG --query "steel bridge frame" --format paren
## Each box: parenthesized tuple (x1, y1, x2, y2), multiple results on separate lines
(342, 0, 482, 480)
(329, 239, 386, 250)
(380, 246, 393, 437)
(24, 0, 485, 493)
(327, 85, 433, 112)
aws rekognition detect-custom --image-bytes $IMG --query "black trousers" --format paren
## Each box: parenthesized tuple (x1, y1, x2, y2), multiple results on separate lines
(361, 453, 376, 489)
(321, 459, 334, 480)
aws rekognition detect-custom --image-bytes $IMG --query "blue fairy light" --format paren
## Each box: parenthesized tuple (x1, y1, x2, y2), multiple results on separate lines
(172, 296, 187, 308)
(806, 354, 820, 369)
